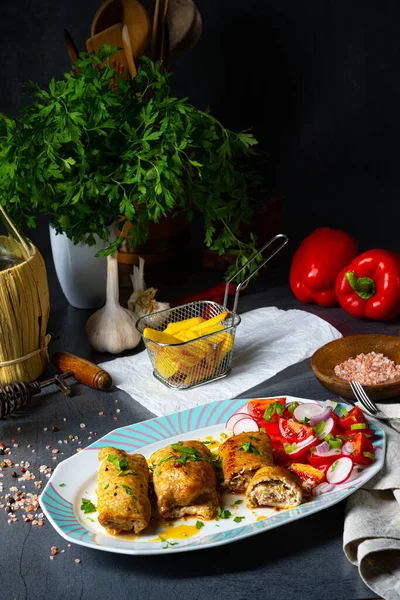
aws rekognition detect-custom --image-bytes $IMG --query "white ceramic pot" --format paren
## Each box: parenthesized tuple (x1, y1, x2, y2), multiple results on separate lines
(49, 224, 116, 309)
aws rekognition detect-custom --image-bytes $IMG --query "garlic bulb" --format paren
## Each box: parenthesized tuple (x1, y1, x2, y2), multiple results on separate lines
(86, 252, 141, 354)
(128, 257, 170, 325)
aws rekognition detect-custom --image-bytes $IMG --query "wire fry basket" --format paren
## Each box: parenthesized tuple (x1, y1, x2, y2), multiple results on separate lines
(136, 234, 288, 390)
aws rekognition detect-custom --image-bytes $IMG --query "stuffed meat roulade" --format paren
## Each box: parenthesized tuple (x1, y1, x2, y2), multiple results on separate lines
(149, 440, 218, 520)
(246, 465, 303, 509)
(96, 446, 151, 534)
(219, 431, 273, 494)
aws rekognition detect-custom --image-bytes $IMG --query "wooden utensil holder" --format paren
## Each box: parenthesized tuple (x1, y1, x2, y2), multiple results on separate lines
(0, 206, 50, 384)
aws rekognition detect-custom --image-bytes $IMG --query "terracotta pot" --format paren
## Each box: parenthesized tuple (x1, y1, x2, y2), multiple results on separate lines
(117, 212, 189, 265)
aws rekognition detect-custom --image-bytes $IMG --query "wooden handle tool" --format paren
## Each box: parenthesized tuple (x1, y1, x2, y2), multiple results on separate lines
(52, 352, 113, 390)
(122, 24, 137, 77)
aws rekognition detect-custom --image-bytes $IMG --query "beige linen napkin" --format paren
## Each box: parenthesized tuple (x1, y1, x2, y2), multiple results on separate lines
(344, 410, 400, 600)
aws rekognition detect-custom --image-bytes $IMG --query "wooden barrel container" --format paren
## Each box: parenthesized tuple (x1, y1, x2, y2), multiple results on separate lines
(0, 207, 50, 383)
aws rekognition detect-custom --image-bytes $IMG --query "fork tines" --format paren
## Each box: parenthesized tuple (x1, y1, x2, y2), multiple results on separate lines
(349, 381, 378, 414)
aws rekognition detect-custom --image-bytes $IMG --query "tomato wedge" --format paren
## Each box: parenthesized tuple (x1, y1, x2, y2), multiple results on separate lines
(247, 398, 286, 422)
(349, 432, 375, 465)
(308, 448, 343, 468)
(338, 406, 367, 431)
(278, 417, 313, 443)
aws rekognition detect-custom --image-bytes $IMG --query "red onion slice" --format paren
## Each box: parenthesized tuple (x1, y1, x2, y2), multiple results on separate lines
(312, 482, 336, 497)
(226, 412, 250, 431)
(232, 417, 259, 435)
(315, 441, 329, 454)
(342, 441, 354, 456)
(326, 457, 353, 484)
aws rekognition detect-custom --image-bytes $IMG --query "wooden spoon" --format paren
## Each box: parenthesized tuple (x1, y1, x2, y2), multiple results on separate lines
(122, 24, 137, 77)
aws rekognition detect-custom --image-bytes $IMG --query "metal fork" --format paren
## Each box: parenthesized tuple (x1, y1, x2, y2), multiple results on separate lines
(350, 380, 400, 422)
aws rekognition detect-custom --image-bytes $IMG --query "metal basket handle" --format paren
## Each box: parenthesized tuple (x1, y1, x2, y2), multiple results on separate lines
(223, 233, 289, 312)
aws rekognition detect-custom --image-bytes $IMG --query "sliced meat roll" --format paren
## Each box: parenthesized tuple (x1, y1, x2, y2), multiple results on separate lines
(149, 440, 218, 520)
(219, 431, 273, 494)
(246, 465, 303, 509)
(96, 446, 151, 534)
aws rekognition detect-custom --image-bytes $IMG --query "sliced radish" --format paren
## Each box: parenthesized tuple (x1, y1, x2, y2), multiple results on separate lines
(293, 403, 331, 426)
(226, 412, 250, 431)
(232, 417, 259, 435)
(342, 441, 354, 456)
(312, 482, 336, 497)
(326, 457, 353, 484)
(286, 435, 317, 458)
(316, 417, 336, 439)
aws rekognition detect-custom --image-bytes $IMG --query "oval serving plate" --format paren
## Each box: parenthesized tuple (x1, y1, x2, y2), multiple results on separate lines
(40, 395, 385, 555)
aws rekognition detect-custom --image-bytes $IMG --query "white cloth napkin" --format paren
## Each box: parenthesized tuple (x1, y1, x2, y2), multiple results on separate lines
(344, 412, 400, 600)
(100, 306, 341, 416)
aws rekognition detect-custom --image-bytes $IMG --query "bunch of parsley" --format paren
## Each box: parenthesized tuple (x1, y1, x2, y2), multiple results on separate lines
(0, 48, 263, 279)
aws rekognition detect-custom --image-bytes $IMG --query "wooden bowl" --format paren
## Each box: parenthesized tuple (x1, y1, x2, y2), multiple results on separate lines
(311, 334, 400, 400)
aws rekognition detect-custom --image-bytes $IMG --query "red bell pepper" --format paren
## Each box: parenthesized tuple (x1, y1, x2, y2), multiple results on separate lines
(290, 228, 358, 307)
(335, 249, 400, 320)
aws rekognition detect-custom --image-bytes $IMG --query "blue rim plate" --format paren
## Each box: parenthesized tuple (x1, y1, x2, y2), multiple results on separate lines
(40, 395, 385, 555)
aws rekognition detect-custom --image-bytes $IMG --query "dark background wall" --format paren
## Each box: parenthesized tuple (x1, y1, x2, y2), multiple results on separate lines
(0, 0, 399, 256)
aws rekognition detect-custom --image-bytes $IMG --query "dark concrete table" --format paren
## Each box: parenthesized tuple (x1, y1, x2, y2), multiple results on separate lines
(1, 252, 398, 600)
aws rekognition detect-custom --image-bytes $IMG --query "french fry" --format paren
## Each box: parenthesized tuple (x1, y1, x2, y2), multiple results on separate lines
(191, 311, 228, 333)
(214, 332, 234, 366)
(154, 349, 180, 378)
(164, 316, 205, 336)
(174, 330, 198, 342)
(143, 328, 181, 345)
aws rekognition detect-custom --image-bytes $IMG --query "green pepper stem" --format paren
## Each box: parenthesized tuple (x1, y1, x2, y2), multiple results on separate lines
(345, 271, 376, 300)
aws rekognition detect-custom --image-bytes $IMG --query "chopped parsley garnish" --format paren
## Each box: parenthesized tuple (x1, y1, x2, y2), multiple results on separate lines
(155, 454, 175, 467)
(171, 445, 203, 466)
(106, 454, 135, 476)
(155, 470, 161, 476)
(104, 483, 109, 490)
(195, 521, 205, 529)
(248, 435, 260, 442)
(238, 442, 264, 456)
(171, 442, 183, 448)
(159, 537, 178, 549)
(122, 485, 141, 503)
(330, 460, 339, 472)
(264, 402, 285, 422)
(259, 427, 266, 433)
(217, 506, 232, 519)
(87, 517, 95, 523)
(81, 498, 97, 514)
(233, 500, 243, 505)
(59, 483, 66, 487)
(233, 516, 245, 523)
(202, 440, 214, 445)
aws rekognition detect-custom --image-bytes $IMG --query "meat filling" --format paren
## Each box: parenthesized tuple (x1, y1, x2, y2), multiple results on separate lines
(229, 470, 257, 493)
(248, 480, 300, 508)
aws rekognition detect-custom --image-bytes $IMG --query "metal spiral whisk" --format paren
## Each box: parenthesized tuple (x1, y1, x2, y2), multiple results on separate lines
(0, 372, 73, 418)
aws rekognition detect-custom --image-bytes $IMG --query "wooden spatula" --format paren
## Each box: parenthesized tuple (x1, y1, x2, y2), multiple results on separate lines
(86, 22, 129, 77)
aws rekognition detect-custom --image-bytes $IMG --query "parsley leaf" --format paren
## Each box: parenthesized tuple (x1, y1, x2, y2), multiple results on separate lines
(195, 521, 205, 529)
(233, 516, 245, 523)
(217, 507, 232, 519)
(81, 498, 97, 514)
(264, 403, 285, 422)
(59, 483, 66, 487)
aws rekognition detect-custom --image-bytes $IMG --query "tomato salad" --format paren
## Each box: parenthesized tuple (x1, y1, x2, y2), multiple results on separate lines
(225, 398, 376, 496)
